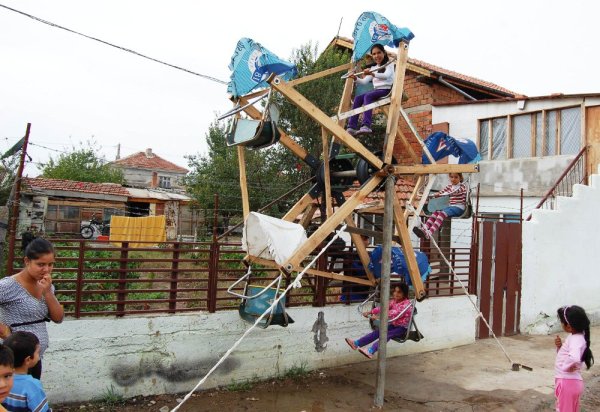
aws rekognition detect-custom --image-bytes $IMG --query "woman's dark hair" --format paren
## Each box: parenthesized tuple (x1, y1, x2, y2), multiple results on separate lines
(4, 331, 39, 368)
(369, 44, 389, 73)
(0, 344, 14, 368)
(558, 305, 594, 369)
(21, 232, 54, 260)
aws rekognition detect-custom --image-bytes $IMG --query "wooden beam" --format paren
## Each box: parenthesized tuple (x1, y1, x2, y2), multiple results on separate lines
(283, 193, 314, 222)
(346, 225, 402, 244)
(288, 63, 352, 87)
(407, 63, 432, 77)
(383, 106, 419, 163)
(530, 113, 536, 157)
(344, 216, 375, 283)
(404, 176, 423, 220)
(321, 127, 333, 218)
(389, 164, 479, 175)
(246, 255, 375, 286)
(332, 97, 391, 122)
(391, 194, 426, 300)
(282, 176, 383, 271)
(237, 89, 269, 102)
(383, 41, 409, 164)
(237, 146, 250, 219)
(269, 76, 383, 169)
(299, 204, 318, 228)
(506, 115, 513, 159)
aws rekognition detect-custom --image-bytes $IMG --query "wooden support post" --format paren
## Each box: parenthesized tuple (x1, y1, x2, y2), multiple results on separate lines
(404, 176, 423, 220)
(282, 176, 383, 271)
(391, 195, 426, 300)
(321, 127, 333, 219)
(288, 62, 352, 87)
(389, 164, 478, 175)
(268, 76, 383, 169)
(237, 146, 250, 219)
(299, 204, 318, 228)
(344, 216, 375, 283)
(383, 41, 409, 164)
(283, 193, 314, 222)
(374, 176, 394, 408)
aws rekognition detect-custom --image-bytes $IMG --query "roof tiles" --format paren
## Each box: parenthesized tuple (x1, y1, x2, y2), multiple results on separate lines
(24, 177, 130, 197)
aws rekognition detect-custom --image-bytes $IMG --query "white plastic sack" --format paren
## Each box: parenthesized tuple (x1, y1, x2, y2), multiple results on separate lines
(242, 212, 308, 265)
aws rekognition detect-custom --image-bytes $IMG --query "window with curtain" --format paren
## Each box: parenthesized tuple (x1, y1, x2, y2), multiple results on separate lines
(560, 107, 581, 155)
(512, 114, 531, 158)
(492, 118, 507, 160)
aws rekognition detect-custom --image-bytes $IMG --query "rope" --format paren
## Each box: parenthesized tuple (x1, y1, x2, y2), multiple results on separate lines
(408, 203, 518, 367)
(171, 224, 348, 411)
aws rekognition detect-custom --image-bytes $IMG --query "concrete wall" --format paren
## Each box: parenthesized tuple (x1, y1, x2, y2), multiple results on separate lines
(43, 295, 477, 403)
(521, 172, 600, 334)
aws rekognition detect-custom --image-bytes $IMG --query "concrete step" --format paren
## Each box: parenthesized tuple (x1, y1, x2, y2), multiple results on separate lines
(589, 173, 600, 190)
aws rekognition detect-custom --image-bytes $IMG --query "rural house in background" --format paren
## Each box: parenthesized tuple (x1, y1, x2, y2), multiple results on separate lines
(111, 148, 188, 191)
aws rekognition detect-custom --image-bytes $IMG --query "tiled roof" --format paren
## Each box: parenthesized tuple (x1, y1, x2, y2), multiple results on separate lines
(24, 177, 130, 197)
(330, 37, 516, 97)
(342, 178, 417, 211)
(112, 151, 188, 173)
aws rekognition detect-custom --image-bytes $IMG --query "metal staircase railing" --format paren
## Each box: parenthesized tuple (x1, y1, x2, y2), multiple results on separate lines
(526, 145, 588, 221)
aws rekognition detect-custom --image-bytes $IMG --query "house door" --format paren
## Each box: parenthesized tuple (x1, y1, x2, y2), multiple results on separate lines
(586, 105, 600, 177)
(472, 220, 522, 338)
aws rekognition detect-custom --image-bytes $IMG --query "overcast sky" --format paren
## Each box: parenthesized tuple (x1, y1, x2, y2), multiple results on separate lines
(1, 0, 598, 176)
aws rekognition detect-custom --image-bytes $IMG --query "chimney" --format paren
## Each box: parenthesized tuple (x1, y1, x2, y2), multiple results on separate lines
(151, 171, 158, 188)
(116, 143, 121, 160)
(145, 148, 153, 158)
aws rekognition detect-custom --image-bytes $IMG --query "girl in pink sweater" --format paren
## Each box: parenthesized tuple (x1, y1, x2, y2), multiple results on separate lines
(344, 283, 412, 359)
(554, 305, 594, 412)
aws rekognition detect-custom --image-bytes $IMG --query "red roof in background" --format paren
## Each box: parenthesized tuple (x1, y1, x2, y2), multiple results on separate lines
(331, 37, 517, 97)
(112, 151, 188, 174)
(342, 178, 417, 210)
(23, 177, 130, 197)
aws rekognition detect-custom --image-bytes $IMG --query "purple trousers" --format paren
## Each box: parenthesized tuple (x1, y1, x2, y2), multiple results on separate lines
(347, 88, 391, 129)
(356, 324, 407, 353)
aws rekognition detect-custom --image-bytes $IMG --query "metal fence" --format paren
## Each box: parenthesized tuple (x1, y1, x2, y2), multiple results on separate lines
(8, 239, 471, 318)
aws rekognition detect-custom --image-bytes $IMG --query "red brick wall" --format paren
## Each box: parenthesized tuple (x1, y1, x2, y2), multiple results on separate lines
(392, 71, 469, 164)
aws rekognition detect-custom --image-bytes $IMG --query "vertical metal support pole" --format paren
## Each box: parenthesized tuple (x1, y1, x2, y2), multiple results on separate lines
(212, 193, 219, 242)
(116, 241, 129, 316)
(6, 123, 31, 275)
(169, 242, 180, 313)
(374, 175, 395, 408)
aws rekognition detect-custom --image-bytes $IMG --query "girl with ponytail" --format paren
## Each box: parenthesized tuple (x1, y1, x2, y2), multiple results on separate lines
(554, 305, 594, 411)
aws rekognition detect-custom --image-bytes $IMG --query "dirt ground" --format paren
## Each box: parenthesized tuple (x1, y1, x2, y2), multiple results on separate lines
(56, 327, 600, 412)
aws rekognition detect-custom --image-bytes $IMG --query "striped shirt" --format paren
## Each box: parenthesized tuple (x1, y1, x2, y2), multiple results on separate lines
(2, 374, 50, 412)
(435, 183, 467, 209)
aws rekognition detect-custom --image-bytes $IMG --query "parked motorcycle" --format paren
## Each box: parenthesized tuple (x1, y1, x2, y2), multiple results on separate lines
(80, 213, 110, 239)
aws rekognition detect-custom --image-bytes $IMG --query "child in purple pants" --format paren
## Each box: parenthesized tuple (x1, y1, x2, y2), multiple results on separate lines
(345, 283, 412, 359)
(554, 305, 594, 412)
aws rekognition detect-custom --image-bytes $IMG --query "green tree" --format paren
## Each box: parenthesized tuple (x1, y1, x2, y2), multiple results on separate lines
(42, 142, 124, 184)
(0, 156, 19, 206)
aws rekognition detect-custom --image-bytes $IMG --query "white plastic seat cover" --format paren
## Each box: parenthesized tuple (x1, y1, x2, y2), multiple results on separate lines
(242, 212, 308, 265)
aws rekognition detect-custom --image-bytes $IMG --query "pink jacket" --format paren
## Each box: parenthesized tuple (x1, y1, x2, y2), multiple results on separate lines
(371, 299, 412, 327)
(555, 333, 586, 380)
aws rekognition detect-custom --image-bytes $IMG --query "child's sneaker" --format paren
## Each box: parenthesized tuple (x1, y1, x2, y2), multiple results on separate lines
(358, 347, 373, 359)
(413, 227, 426, 239)
(346, 127, 358, 136)
(345, 338, 358, 350)
(357, 125, 373, 135)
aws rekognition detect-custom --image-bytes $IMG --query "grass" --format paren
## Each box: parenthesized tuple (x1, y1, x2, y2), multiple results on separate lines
(281, 361, 310, 381)
(99, 384, 125, 406)
(225, 376, 259, 392)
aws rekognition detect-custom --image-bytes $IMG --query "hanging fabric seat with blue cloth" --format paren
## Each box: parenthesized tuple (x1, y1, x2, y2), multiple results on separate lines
(225, 90, 281, 149)
(367, 245, 431, 286)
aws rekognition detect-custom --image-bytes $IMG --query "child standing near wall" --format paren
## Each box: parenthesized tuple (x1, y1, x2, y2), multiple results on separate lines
(413, 173, 467, 239)
(0, 344, 14, 412)
(554, 305, 594, 412)
(2, 332, 50, 412)
(344, 283, 412, 359)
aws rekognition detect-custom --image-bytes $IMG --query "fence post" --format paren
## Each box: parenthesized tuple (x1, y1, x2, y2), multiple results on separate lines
(74, 241, 85, 319)
(314, 253, 327, 307)
(169, 242, 180, 313)
(116, 242, 129, 316)
(207, 240, 219, 313)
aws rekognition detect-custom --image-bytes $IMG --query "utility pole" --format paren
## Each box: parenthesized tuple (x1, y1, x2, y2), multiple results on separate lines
(374, 175, 395, 408)
(6, 123, 31, 275)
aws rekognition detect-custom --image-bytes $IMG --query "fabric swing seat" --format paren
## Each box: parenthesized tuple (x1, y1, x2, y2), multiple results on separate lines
(425, 196, 472, 219)
(370, 307, 424, 343)
(238, 285, 294, 328)
(226, 104, 281, 149)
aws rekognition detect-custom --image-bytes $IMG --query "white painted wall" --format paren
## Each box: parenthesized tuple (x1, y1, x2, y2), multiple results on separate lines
(521, 172, 600, 334)
(43, 296, 477, 403)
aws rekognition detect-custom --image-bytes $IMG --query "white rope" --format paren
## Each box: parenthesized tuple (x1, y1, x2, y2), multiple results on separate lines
(171, 224, 348, 411)
(408, 204, 517, 367)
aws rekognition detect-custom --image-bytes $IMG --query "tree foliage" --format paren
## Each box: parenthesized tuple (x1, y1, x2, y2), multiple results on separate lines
(42, 142, 124, 184)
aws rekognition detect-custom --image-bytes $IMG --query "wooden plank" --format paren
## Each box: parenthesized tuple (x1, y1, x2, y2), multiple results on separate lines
(283, 176, 383, 270)
(246, 255, 375, 286)
(237, 89, 269, 101)
(283, 193, 314, 222)
(237, 146, 250, 219)
(506, 115, 513, 159)
(383, 41, 409, 164)
(404, 176, 423, 220)
(321, 127, 333, 218)
(396, 127, 419, 163)
(333, 97, 391, 121)
(406, 63, 432, 77)
(391, 194, 426, 300)
(299, 204, 318, 228)
(531, 113, 537, 157)
(288, 63, 352, 87)
(585, 106, 600, 179)
(492, 223, 509, 337)
(488, 119, 493, 160)
(344, 216, 375, 282)
(400, 109, 435, 163)
(504, 223, 521, 336)
(389, 164, 478, 175)
(542, 110, 547, 156)
(556, 109, 561, 155)
(478, 222, 494, 338)
(269, 76, 383, 169)
(345, 225, 401, 244)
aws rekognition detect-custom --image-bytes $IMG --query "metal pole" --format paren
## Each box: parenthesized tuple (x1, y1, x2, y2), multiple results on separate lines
(212, 193, 219, 242)
(374, 175, 395, 408)
(6, 123, 31, 275)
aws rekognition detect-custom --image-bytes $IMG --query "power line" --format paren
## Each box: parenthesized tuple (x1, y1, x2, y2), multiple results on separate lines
(0, 3, 228, 85)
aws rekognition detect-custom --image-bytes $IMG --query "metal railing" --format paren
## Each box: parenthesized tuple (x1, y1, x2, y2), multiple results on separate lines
(7, 239, 472, 318)
(526, 145, 588, 221)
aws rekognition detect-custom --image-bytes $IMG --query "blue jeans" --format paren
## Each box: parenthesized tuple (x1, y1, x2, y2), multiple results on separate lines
(347, 88, 391, 129)
(442, 206, 465, 217)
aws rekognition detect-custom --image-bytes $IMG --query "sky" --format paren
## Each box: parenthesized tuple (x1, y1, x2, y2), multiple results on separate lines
(1, 0, 599, 176)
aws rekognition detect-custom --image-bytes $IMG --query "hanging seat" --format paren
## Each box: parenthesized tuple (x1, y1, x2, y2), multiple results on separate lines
(425, 190, 472, 219)
(226, 90, 281, 149)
